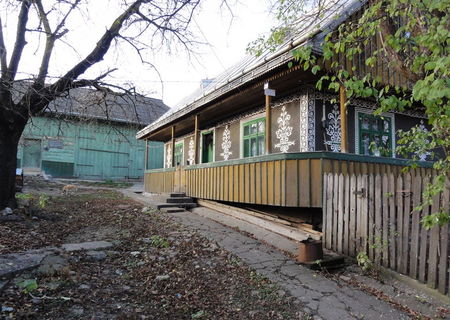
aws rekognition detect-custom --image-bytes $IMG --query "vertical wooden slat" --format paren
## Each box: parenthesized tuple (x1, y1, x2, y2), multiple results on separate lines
(382, 174, 389, 268)
(244, 164, 250, 203)
(274, 161, 282, 206)
(343, 174, 350, 255)
(388, 173, 396, 269)
(239, 164, 244, 203)
(326, 173, 334, 249)
(299, 160, 311, 207)
(410, 174, 422, 279)
(322, 174, 328, 249)
(311, 159, 323, 207)
(427, 193, 441, 288)
(396, 175, 404, 272)
(267, 161, 274, 205)
(349, 174, 357, 256)
(255, 162, 261, 204)
(368, 174, 375, 261)
(401, 173, 412, 275)
(438, 184, 449, 294)
(418, 176, 430, 282)
(261, 162, 267, 205)
(234, 165, 239, 202)
(333, 173, 339, 251)
(355, 175, 363, 252)
(361, 174, 369, 254)
(285, 160, 298, 206)
(337, 174, 345, 253)
(374, 174, 382, 265)
(250, 163, 256, 203)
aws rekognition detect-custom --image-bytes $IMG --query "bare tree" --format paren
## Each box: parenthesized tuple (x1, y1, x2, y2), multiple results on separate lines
(0, 0, 202, 209)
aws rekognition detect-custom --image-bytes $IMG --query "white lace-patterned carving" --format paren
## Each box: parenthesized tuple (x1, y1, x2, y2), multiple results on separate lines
(324, 104, 341, 152)
(299, 91, 315, 152)
(416, 120, 431, 161)
(275, 106, 295, 153)
(187, 137, 195, 165)
(220, 125, 232, 160)
(166, 144, 172, 168)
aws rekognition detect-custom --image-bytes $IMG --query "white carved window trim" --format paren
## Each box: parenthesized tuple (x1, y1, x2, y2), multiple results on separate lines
(220, 125, 233, 160)
(354, 107, 396, 158)
(186, 135, 195, 165)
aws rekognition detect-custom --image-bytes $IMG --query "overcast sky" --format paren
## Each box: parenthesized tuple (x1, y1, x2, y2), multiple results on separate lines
(4, 0, 275, 108)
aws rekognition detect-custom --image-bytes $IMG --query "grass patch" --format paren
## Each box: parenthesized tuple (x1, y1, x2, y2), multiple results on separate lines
(77, 180, 133, 189)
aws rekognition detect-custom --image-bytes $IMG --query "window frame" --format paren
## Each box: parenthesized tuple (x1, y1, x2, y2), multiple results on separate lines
(200, 128, 215, 164)
(174, 140, 184, 167)
(355, 108, 395, 158)
(241, 116, 266, 158)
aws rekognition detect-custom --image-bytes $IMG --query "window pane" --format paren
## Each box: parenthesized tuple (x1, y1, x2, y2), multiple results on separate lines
(258, 136, 265, 155)
(243, 139, 249, 157)
(362, 133, 370, 155)
(244, 125, 249, 136)
(383, 119, 390, 132)
(258, 121, 265, 133)
(250, 138, 257, 156)
(362, 117, 370, 130)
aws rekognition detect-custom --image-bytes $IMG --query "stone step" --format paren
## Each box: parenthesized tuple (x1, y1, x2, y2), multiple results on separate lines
(160, 207, 186, 213)
(166, 197, 194, 203)
(156, 203, 197, 210)
(169, 192, 186, 198)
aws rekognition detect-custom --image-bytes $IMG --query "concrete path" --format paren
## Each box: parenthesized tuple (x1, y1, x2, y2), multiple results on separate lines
(124, 191, 412, 319)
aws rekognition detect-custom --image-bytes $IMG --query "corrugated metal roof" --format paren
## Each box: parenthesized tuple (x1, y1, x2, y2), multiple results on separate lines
(137, 0, 365, 139)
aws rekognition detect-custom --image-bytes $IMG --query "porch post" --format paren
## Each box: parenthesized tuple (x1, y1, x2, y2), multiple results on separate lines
(339, 84, 348, 153)
(144, 139, 148, 170)
(171, 126, 176, 167)
(265, 93, 272, 154)
(194, 115, 199, 164)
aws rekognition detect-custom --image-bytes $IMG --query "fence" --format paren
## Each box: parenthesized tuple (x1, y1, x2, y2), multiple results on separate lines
(323, 172, 450, 295)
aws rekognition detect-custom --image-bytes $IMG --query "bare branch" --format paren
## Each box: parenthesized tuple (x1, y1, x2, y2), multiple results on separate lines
(0, 18, 8, 78)
(34, 0, 55, 85)
(6, 0, 31, 82)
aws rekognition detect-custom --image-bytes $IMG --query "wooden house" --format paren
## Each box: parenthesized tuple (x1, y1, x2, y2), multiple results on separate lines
(17, 88, 168, 180)
(137, 0, 434, 216)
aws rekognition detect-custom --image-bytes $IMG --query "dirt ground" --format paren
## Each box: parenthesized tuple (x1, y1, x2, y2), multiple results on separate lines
(0, 177, 303, 319)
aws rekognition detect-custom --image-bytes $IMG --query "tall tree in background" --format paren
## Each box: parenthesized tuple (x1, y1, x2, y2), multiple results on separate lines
(250, 0, 449, 227)
(0, 0, 203, 209)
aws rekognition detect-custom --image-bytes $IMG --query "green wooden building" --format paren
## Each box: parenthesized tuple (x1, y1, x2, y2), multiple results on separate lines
(17, 88, 168, 180)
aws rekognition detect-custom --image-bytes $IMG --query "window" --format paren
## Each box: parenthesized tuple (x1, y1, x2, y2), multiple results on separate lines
(201, 130, 214, 163)
(243, 117, 265, 157)
(174, 142, 184, 166)
(358, 112, 393, 157)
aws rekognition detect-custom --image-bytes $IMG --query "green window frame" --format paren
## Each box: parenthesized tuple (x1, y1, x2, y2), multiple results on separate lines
(201, 130, 214, 163)
(242, 117, 265, 158)
(358, 112, 393, 157)
(174, 142, 183, 166)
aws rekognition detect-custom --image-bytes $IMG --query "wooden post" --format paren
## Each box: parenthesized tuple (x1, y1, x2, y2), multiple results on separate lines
(194, 115, 199, 164)
(144, 139, 148, 170)
(265, 95, 271, 154)
(171, 126, 175, 167)
(340, 84, 348, 153)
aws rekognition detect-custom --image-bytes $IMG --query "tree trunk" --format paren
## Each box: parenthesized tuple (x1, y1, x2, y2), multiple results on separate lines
(0, 115, 27, 210)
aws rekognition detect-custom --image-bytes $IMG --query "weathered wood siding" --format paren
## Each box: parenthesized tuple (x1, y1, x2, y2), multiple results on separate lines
(143, 153, 434, 208)
(323, 172, 449, 295)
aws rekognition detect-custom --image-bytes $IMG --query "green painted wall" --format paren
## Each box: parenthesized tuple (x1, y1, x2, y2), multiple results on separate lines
(17, 117, 145, 180)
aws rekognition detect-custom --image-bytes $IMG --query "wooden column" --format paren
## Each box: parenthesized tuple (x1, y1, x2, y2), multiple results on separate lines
(171, 126, 176, 167)
(340, 84, 348, 153)
(194, 115, 199, 164)
(144, 139, 148, 170)
(265, 95, 271, 154)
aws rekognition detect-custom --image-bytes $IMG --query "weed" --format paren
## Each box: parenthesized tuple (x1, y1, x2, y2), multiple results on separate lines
(356, 252, 372, 272)
(39, 194, 49, 208)
(149, 235, 169, 248)
(16, 279, 38, 293)
(16, 193, 33, 200)
(191, 310, 206, 319)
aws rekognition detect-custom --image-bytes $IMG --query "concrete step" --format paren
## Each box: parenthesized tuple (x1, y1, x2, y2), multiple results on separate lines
(166, 197, 194, 203)
(156, 203, 197, 210)
(160, 207, 186, 213)
(170, 192, 186, 198)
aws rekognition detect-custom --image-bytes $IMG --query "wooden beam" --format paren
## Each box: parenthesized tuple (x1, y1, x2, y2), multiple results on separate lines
(265, 94, 271, 154)
(194, 115, 199, 164)
(171, 126, 175, 167)
(340, 84, 348, 153)
(144, 139, 148, 170)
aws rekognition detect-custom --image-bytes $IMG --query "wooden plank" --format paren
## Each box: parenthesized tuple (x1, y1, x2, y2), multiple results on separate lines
(281, 160, 286, 206)
(343, 174, 350, 255)
(427, 193, 441, 289)
(388, 173, 396, 269)
(285, 160, 298, 206)
(374, 174, 382, 266)
(234, 165, 239, 202)
(311, 159, 322, 207)
(337, 174, 344, 254)
(244, 164, 250, 203)
(355, 175, 362, 252)
(198, 199, 321, 241)
(267, 161, 275, 205)
(368, 174, 375, 261)
(261, 162, 268, 205)
(439, 184, 449, 294)
(239, 165, 244, 203)
(418, 176, 430, 283)
(333, 173, 339, 251)
(410, 174, 422, 279)
(361, 174, 369, 254)
(299, 159, 311, 207)
(349, 174, 357, 256)
(322, 174, 328, 249)
(274, 161, 282, 206)
(401, 173, 412, 275)
(250, 163, 256, 203)
(396, 175, 404, 272)
(326, 173, 334, 249)
(382, 174, 389, 267)
(255, 162, 261, 204)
